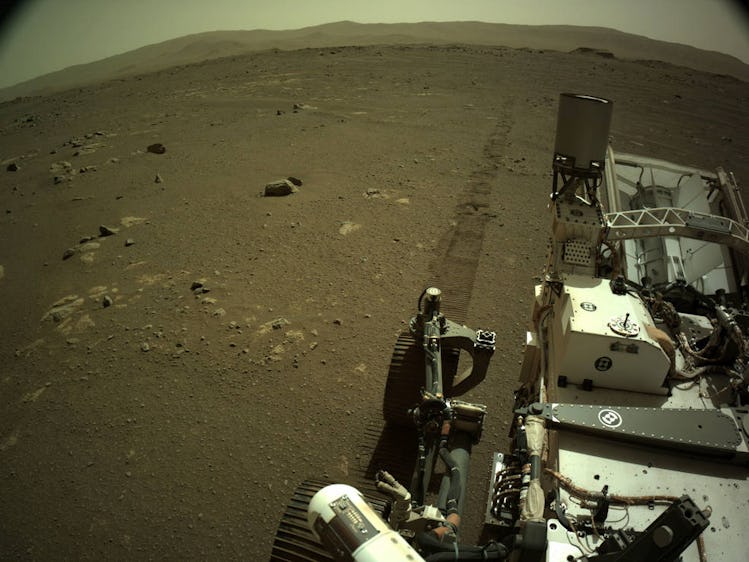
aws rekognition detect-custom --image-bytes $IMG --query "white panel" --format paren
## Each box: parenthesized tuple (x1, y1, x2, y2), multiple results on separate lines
(556, 430, 749, 562)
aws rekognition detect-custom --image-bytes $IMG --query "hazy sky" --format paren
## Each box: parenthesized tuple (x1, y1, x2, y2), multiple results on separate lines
(0, 0, 747, 89)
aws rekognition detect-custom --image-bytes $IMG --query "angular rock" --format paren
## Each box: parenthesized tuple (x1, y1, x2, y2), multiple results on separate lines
(271, 317, 290, 330)
(146, 143, 166, 154)
(6, 163, 18, 172)
(99, 225, 118, 237)
(62, 248, 76, 260)
(154, 174, 163, 183)
(287, 176, 303, 187)
(102, 295, 113, 308)
(264, 179, 296, 197)
(125, 238, 135, 247)
(190, 281, 204, 292)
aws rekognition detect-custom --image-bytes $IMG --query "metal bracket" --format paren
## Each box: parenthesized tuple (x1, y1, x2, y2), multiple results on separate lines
(516, 402, 748, 462)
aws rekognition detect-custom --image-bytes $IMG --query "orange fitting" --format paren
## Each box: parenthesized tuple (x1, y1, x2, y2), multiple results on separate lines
(431, 513, 461, 541)
(441, 419, 452, 438)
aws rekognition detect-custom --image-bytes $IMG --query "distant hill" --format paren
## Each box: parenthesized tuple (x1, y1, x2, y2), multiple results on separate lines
(1, 20, 747, 101)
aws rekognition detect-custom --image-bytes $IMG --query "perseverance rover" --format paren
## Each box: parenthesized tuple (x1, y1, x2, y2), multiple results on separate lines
(271, 94, 749, 561)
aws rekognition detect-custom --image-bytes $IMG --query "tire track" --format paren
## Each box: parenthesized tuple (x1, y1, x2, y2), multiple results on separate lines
(426, 103, 514, 323)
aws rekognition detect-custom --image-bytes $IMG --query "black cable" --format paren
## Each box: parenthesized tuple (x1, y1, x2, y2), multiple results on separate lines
(417, 532, 509, 561)
(438, 446, 462, 515)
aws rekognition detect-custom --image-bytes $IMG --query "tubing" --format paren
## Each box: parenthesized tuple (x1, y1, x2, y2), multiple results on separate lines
(416, 532, 508, 561)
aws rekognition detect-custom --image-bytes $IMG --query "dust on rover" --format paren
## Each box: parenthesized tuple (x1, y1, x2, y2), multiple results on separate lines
(271, 94, 749, 561)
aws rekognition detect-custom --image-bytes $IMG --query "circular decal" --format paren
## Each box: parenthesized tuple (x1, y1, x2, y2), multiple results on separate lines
(580, 302, 597, 312)
(594, 356, 612, 371)
(608, 315, 640, 337)
(598, 408, 623, 428)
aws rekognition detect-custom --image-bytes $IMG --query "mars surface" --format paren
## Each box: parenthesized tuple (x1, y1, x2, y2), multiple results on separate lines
(1, 24, 748, 560)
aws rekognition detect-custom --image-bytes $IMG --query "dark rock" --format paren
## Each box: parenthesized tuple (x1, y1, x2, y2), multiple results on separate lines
(154, 174, 163, 183)
(146, 143, 166, 154)
(125, 238, 135, 247)
(102, 295, 113, 308)
(62, 248, 76, 260)
(99, 225, 118, 237)
(79, 236, 95, 243)
(287, 176, 303, 187)
(264, 179, 296, 197)
(190, 281, 204, 291)
(276, 110, 284, 116)
(6, 163, 18, 172)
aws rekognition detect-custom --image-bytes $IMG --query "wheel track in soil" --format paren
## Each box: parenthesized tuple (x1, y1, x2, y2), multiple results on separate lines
(269, 105, 516, 560)
(355, 102, 515, 485)
(426, 103, 514, 324)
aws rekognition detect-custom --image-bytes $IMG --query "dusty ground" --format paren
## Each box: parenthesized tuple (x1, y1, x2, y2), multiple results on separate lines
(1, 43, 747, 560)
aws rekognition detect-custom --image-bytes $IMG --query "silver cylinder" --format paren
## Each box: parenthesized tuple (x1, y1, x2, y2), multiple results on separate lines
(554, 93, 613, 172)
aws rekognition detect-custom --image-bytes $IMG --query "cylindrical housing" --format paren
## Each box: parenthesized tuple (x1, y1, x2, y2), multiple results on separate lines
(308, 484, 425, 562)
(554, 93, 613, 172)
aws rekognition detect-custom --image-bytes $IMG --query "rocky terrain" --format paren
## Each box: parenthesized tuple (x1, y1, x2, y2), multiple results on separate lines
(1, 36, 748, 560)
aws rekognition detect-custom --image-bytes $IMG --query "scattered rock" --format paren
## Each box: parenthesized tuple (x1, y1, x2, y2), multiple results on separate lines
(120, 216, 146, 228)
(42, 295, 84, 323)
(102, 295, 113, 308)
(287, 176, 303, 187)
(190, 281, 205, 292)
(6, 163, 18, 172)
(54, 175, 72, 185)
(79, 235, 95, 244)
(0, 265, 4, 280)
(125, 238, 135, 247)
(212, 308, 226, 317)
(272, 318, 290, 330)
(140, 342, 150, 352)
(79, 241, 100, 252)
(99, 225, 118, 237)
(154, 174, 163, 183)
(333, 319, 343, 325)
(338, 221, 361, 235)
(264, 179, 297, 197)
(109, 157, 120, 164)
(276, 110, 284, 116)
(50, 161, 72, 173)
(62, 248, 76, 260)
(78, 165, 97, 173)
(146, 143, 166, 154)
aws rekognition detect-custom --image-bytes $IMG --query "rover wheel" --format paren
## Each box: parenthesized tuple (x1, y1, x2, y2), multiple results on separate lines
(382, 332, 459, 427)
(270, 480, 388, 561)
